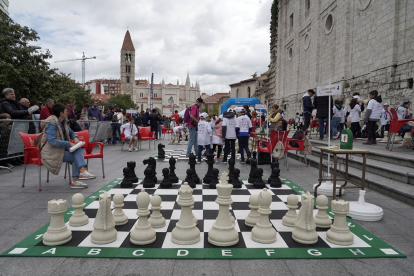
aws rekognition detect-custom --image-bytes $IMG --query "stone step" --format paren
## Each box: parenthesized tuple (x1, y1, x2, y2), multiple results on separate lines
(308, 139, 414, 168)
(286, 151, 414, 207)
(308, 148, 414, 185)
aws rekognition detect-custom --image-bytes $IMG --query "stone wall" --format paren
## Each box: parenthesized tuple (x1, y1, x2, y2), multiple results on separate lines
(274, 0, 414, 119)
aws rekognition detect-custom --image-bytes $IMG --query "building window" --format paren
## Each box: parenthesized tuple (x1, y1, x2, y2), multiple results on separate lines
(127, 76, 130, 83)
(290, 13, 294, 32)
(408, 78, 414, 89)
(129, 54, 132, 61)
(288, 47, 293, 60)
(125, 53, 128, 61)
(248, 87, 251, 98)
(325, 14, 334, 34)
(306, 0, 310, 12)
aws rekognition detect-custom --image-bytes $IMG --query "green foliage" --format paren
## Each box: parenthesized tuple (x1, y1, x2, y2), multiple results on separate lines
(211, 101, 220, 116)
(107, 94, 137, 110)
(0, 13, 91, 108)
(251, 72, 258, 78)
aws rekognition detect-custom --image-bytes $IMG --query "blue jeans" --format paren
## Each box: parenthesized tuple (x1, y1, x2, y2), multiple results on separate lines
(157, 124, 162, 139)
(198, 145, 210, 161)
(331, 117, 341, 136)
(187, 127, 198, 155)
(400, 124, 413, 132)
(318, 118, 330, 139)
(238, 136, 251, 161)
(111, 123, 121, 144)
(63, 148, 87, 178)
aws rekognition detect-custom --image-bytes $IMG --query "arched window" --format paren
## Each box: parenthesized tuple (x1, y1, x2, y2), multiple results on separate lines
(127, 76, 130, 83)
(248, 87, 251, 98)
(125, 54, 128, 61)
(129, 54, 132, 61)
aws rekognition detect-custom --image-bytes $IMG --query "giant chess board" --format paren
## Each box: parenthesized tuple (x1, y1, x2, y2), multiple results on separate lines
(153, 150, 241, 162)
(2, 178, 405, 259)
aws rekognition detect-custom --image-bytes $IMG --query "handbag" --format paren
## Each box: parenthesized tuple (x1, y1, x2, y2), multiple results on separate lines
(34, 133, 47, 151)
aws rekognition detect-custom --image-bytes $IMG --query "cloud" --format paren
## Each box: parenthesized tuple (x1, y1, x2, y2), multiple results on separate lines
(9, 0, 271, 95)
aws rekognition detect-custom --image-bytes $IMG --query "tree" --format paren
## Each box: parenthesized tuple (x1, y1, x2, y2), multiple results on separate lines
(0, 13, 91, 108)
(251, 72, 258, 78)
(107, 94, 137, 111)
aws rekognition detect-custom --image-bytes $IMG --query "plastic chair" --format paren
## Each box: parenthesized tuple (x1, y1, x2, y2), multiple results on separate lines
(161, 125, 173, 139)
(19, 132, 71, 191)
(139, 126, 156, 149)
(386, 108, 414, 151)
(256, 130, 290, 164)
(75, 130, 105, 178)
(285, 131, 308, 170)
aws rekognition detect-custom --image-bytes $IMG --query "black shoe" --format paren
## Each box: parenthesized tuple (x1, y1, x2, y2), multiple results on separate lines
(362, 141, 373, 145)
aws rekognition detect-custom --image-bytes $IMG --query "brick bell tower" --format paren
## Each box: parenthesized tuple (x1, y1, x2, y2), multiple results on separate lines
(120, 30, 135, 96)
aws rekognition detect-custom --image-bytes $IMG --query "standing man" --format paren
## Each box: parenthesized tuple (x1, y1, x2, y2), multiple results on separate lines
(149, 109, 159, 139)
(313, 94, 333, 140)
(363, 90, 382, 145)
(236, 109, 252, 164)
(143, 108, 150, 126)
(186, 98, 204, 157)
(302, 89, 315, 132)
(243, 105, 252, 119)
(40, 99, 54, 120)
(1, 88, 33, 119)
(171, 110, 179, 125)
(66, 99, 76, 120)
(87, 101, 101, 121)
(20, 98, 36, 134)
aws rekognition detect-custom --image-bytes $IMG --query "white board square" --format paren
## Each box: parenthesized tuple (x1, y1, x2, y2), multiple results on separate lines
(318, 232, 370, 248)
(203, 219, 240, 232)
(8, 248, 28, 254)
(232, 210, 250, 220)
(154, 189, 179, 195)
(78, 231, 129, 248)
(271, 219, 295, 232)
(380, 248, 399, 255)
(242, 232, 288, 248)
(162, 232, 204, 248)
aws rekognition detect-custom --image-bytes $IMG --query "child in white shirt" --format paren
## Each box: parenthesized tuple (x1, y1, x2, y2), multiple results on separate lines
(221, 110, 237, 163)
(197, 115, 212, 163)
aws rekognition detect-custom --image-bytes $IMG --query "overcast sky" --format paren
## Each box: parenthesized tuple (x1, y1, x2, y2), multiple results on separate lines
(10, 0, 272, 95)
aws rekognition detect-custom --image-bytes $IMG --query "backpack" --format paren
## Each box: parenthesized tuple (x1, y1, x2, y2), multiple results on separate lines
(288, 129, 304, 147)
(69, 119, 82, 132)
(183, 105, 193, 125)
(112, 113, 119, 123)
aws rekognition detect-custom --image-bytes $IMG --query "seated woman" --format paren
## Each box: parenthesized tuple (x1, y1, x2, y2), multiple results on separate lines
(40, 104, 95, 189)
(275, 119, 288, 131)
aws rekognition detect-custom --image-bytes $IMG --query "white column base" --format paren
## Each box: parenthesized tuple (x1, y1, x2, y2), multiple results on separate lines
(347, 190, 383, 221)
(313, 181, 344, 197)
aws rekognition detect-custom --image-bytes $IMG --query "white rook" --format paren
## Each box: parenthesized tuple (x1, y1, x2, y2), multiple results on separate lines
(43, 199, 72, 246)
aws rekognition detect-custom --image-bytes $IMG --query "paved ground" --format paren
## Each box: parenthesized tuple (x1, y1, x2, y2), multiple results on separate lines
(0, 140, 413, 276)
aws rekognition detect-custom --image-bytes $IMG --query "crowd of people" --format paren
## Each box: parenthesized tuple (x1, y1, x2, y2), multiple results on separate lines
(296, 89, 413, 145)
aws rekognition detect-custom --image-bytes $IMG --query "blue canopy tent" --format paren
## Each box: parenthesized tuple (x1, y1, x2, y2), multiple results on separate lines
(220, 98, 265, 114)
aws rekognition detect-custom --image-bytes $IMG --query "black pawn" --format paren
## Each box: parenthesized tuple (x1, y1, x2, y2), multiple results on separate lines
(120, 167, 133, 188)
(209, 168, 219, 189)
(248, 152, 258, 184)
(182, 169, 196, 188)
(127, 161, 138, 183)
(270, 167, 282, 188)
(168, 157, 179, 183)
(160, 168, 172, 188)
(231, 168, 243, 188)
(228, 159, 235, 183)
(203, 149, 215, 184)
(188, 153, 200, 184)
(157, 143, 165, 159)
(253, 168, 266, 188)
(141, 168, 155, 188)
(267, 159, 279, 184)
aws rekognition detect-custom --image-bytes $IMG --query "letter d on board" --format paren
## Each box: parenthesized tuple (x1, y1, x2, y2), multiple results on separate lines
(177, 250, 189, 256)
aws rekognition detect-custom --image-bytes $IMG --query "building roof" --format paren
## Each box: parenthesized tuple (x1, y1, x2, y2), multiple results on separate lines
(203, 96, 220, 104)
(211, 92, 231, 98)
(121, 30, 135, 51)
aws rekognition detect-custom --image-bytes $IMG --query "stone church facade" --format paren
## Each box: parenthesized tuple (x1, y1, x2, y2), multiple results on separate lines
(274, 0, 414, 119)
(120, 31, 201, 115)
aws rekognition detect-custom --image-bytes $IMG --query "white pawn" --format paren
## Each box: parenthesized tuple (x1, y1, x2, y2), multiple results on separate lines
(43, 199, 72, 246)
(69, 193, 89, 227)
(112, 194, 128, 226)
(327, 199, 354, 245)
(245, 194, 260, 227)
(130, 189, 156, 245)
(148, 195, 166, 228)
(251, 188, 277, 244)
(314, 195, 332, 228)
(282, 194, 298, 227)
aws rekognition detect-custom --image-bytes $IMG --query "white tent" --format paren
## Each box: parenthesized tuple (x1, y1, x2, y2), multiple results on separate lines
(178, 109, 186, 118)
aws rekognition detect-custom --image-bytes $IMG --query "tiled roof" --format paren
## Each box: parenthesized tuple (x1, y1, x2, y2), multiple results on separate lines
(121, 30, 135, 51)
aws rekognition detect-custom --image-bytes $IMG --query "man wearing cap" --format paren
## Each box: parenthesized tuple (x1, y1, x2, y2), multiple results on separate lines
(186, 98, 204, 157)
(380, 103, 390, 138)
(302, 89, 315, 132)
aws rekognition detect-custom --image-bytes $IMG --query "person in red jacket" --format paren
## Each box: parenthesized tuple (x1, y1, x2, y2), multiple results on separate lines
(40, 99, 55, 120)
(171, 110, 179, 124)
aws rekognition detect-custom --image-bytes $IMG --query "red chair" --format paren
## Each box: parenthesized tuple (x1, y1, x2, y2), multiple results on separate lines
(120, 129, 129, 151)
(75, 130, 105, 178)
(256, 130, 290, 164)
(139, 126, 156, 149)
(386, 108, 414, 151)
(285, 131, 308, 170)
(161, 125, 173, 140)
(19, 132, 71, 191)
